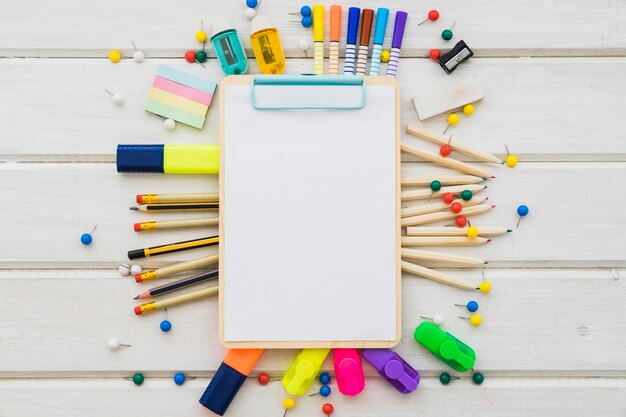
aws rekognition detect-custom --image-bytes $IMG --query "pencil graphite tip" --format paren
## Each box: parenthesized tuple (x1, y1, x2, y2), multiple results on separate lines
(491, 176, 496, 179)
(133, 295, 139, 300)
(483, 261, 489, 264)
(484, 197, 489, 201)
(491, 205, 497, 208)
(482, 177, 488, 181)
(129, 206, 139, 211)
(507, 229, 512, 233)
(486, 239, 492, 243)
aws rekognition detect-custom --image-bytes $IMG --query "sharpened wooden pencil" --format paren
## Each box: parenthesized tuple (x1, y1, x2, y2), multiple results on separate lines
(401, 142, 493, 178)
(134, 217, 218, 232)
(128, 236, 219, 260)
(406, 125, 503, 164)
(401, 260, 477, 290)
(401, 204, 495, 227)
(401, 236, 491, 246)
(401, 175, 486, 186)
(136, 193, 219, 204)
(134, 270, 219, 299)
(401, 248, 487, 266)
(134, 285, 218, 315)
(401, 184, 486, 201)
(135, 254, 219, 282)
(406, 226, 511, 237)
(401, 197, 486, 218)
(130, 203, 219, 212)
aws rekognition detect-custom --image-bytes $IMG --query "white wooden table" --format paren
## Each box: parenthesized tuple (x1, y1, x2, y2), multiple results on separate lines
(1, 1, 626, 415)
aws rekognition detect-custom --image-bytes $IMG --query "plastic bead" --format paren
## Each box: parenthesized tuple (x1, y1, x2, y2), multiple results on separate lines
(246, 0, 258, 8)
(300, 5, 312, 16)
(463, 104, 475, 116)
(184, 50, 196, 63)
(428, 10, 440, 21)
(517, 205, 529, 217)
(455, 215, 467, 227)
(442, 29, 453, 41)
(118, 264, 130, 276)
(442, 192, 454, 204)
(258, 372, 270, 385)
(450, 202, 462, 213)
(80, 233, 93, 245)
(174, 372, 186, 385)
(283, 398, 296, 410)
(466, 300, 479, 312)
(163, 118, 176, 131)
(506, 154, 518, 168)
(381, 50, 391, 63)
(132, 373, 144, 385)
(130, 264, 142, 275)
(160, 320, 172, 332)
(322, 403, 334, 416)
(301, 16, 313, 27)
(196, 50, 208, 63)
(429, 49, 441, 60)
(319, 372, 331, 384)
(430, 180, 442, 192)
(244, 7, 257, 19)
(196, 30, 208, 43)
(447, 113, 460, 125)
(109, 50, 122, 63)
(439, 372, 451, 385)
(461, 190, 473, 201)
(466, 226, 479, 239)
(440, 144, 452, 157)
(319, 385, 331, 397)
(133, 50, 145, 63)
(479, 281, 492, 294)
(472, 372, 485, 385)
(108, 338, 121, 350)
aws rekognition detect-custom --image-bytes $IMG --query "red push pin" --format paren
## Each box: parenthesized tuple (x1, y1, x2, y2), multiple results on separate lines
(429, 49, 441, 61)
(184, 50, 205, 67)
(322, 403, 334, 416)
(417, 9, 439, 26)
(451, 202, 463, 213)
(440, 136, 453, 157)
(455, 215, 467, 227)
(258, 372, 270, 385)
(442, 192, 454, 204)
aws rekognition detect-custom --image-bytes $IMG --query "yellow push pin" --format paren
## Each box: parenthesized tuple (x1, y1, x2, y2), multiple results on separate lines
(478, 270, 492, 293)
(463, 103, 475, 116)
(443, 112, 460, 135)
(282, 398, 296, 417)
(381, 50, 390, 63)
(505, 144, 518, 168)
(466, 225, 479, 239)
(196, 20, 208, 44)
(109, 49, 122, 63)
(459, 314, 482, 327)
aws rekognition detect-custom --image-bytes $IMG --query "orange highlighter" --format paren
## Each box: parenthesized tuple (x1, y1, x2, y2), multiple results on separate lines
(199, 349, 264, 415)
(328, 5, 342, 74)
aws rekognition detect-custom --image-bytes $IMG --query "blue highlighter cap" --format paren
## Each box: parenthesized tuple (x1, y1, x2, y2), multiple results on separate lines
(116, 144, 165, 173)
(347, 7, 361, 45)
(373, 8, 390, 45)
(199, 362, 247, 416)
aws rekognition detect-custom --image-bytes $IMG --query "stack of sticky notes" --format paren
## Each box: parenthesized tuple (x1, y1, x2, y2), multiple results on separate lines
(145, 65, 217, 129)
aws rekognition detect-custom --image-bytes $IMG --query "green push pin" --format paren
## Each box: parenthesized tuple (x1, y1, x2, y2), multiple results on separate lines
(196, 50, 208, 63)
(429, 180, 442, 202)
(132, 373, 145, 385)
(442, 29, 453, 41)
(472, 372, 485, 385)
(439, 372, 460, 385)
(461, 190, 473, 201)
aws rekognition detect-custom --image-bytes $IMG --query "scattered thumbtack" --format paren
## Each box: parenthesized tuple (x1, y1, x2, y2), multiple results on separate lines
(184, 50, 205, 67)
(131, 41, 145, 63)
(505, 145, 518, 167)
(173, 372, 186, 385)
(130, 264, 142, 275)
(322, 403, 334, 416)
(81, 225, 97, 245)
(319, 372, 331, 384)
(195, 50, 208, 63)
(461, 189, 473, 201)
(160, 320, 172, 332)
(439, 372, 460, 385)
(472, 371, 485, 385)
(119, 264, 131, 276)
(450, 202, 463, 214)
(196, 20, 208, 44)
(442, 192, 454, 204)
(282, 397, 296, 417)
(459, 313, 482, 327)
(163, 118, 176, 131)
(381, 49, 391, 63)
(455, 300, 479, 312)
(443, 113, 459, 135)
(105, 89, 125, 106)
(320, 385, 331, 397)
(109, 49, 122, 63)
(417, 9, 440, 26)
(258, 372, 270, 385)
(132, 372, 144, 385)
(244, 0, 261, 20)
(290, 5, 313, 27)
(298, 39, 310, 57)
(516, 204, 529, 228)
(455, 215, 467, 227)
(466, 225, 479, 239)
(442, 28, 454, 41)
(463, 104, 475, 116)
(420, 314, 444, 325)
(478, 271, 492, 293)
(429, 49, 441, 61)
(108, 338, 132, 350)
(428, 180, 442, 202)
(440, 143, 452, 157)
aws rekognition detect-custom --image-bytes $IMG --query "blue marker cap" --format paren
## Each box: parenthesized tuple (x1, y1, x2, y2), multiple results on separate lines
(347, 7, 361, 45)
(373, 8, 390, 45)
(199, 362, 247, 416)
(116, 144, 164, 173)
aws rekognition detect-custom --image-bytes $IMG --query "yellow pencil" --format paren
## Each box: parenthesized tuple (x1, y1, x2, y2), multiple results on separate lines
(401, 184, 486, 201)
(130, 203, 219, 212)
(136, 193, 219, 204)
(406, 226, 511, 237)
(401, 197, 486, 218)
(401, 248, 486, 266)
(401, 142, 493, 178)
(401, 175, 486, 186)
(128, 236, 219, 260)
(134, 217, 218, 232)
(401, 236, 491, 246)
(401, 260, 477, 290)
(401, 204, 494, 227)
(134, 285, 218, 315)
(134, 254, 219, 282)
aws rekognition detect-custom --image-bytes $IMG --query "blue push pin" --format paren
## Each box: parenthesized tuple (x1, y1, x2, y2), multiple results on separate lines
(301, 16, 313, 27)
(319, 385, 331, 397)
(245, 0, 258, 8)
(173, 372, 186, 385)
(80, 225, 97, 245)
(289, 5, 313, 27)
(160, 320, 172, 332)
(455, 300, 479, 312)
(319, 372, 331, 384)
(516, 205, 529, 228)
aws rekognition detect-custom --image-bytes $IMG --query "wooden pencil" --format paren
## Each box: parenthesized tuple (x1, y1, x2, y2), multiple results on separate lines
(135, 254, 219, 282)
(128, 236, 219, 260)
(401, 197, 486, 218)
(406, 226, 511, 237)
(134, 217, 218, 232)
(401, 247, 486, 266)
(406, 124, 503, 164)
(401, 260, 477, 290)
(130, 203, 219, 212)
(401, 204, 494, 227)
(401, 175, 486, 186)
(136, 193, 219, 204)
(134, 270, 219, 299)
(134, 285, 218, 315)
(401, 142, 493, 178)
(401, 236, 491, 246)
(401, 184, 486, 201)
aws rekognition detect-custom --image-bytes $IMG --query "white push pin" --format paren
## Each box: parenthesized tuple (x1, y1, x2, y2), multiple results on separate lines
(298, 39, 310, 57)
(108, 338, 132, 350)
(163, 118, 176, 131)
(131, 41, 145, 63)
(420, 314, 444, 326)
(244, 0, 261, 19)
(119, 264, 131, 276)
(130, 264, 142, 275)
(105, 89, 125, 106)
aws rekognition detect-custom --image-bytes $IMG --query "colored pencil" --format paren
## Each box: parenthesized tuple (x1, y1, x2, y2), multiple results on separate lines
(134, 285, 218, 315)
(401, 175, 486, 186)
(136, 193, 219, 204)
(128, 236, 219, 260)
(401, 247, 487, 266)
(134, 217, 218, 232)
(134, 270, 218, 299)
(406, 125, 503, 164)
(401, 184, 486, 201)
(401, 260, 476, 290)
(135, 254, 219, 282)
(406, 226, 511, 237)
(401, 142, 492, 178)
(130, 203, 218, 212)
(401, 236, 491, 246)
(401, 204, 495, 227)
(401, 196, 486, 218)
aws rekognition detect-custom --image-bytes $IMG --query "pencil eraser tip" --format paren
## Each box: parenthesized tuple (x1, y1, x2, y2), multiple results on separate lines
(136, 195, 143, 203)
(134, 306, 142, 315)
(135, 274, 143, 283)
(134, 223, 142, 232)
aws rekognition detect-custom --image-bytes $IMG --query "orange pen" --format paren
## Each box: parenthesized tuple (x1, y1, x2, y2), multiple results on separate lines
(328, 5, 342, 74)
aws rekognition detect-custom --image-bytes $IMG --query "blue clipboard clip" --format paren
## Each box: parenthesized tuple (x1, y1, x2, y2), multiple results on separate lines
(251, 75, 367, 110)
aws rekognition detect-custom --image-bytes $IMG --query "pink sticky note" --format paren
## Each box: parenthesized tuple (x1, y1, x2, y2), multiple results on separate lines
(153, 76, 214, 106)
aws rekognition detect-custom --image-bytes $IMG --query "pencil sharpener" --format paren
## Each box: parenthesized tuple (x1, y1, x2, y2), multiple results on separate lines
(437, 40, 474, 74)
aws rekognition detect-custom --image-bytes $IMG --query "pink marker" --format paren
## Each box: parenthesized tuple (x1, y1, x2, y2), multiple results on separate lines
(332, 349, 365, 396)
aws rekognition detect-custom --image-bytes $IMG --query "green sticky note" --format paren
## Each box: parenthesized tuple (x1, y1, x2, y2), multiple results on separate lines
(144, 99, 206, 129)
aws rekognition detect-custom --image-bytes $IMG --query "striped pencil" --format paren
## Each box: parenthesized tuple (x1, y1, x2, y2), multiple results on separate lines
(128, 236, 219, 260)
(355, 9, 374, 74)
(343, 7, 361, 74)
(134, 217, 218, 232)
(134, 270, 219, 300)
(135, 254, 219, 282)
(401, 204, 495, 227)
(401, 184, 486, 201)
(313, 5, 325, 74)
(328, 5, 342, 74)
(386, 11, 408, 77)
(130, 203, 218, 212)
(369, 8, 389, 75)
(134, 285, 218, 315)
(401, 196, 487, 218)
(136, 193, 218, 204)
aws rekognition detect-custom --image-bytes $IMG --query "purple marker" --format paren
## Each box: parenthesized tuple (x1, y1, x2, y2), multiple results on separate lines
(386, 11, 408, 77)
(362, 348, 420, 393)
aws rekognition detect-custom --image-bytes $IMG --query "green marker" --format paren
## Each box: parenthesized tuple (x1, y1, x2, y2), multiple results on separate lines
(413, 321, 476, 372)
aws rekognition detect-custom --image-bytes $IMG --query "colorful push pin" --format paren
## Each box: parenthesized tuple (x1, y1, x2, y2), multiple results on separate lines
(319, 385, 331, 397)
(463, 104, 475, 116)
(440, 143, 452, 157)
(173, 372, 186, 385)
(132, 372, 144, 385)
(450, 202, 463, 214)
(438, 372, 460, 385)
(258, 372, 270, 385)
(429, 49, 441, 61)
(455, 215, 467, 227)
(289, 6, 312, 27)
(163, 118, 176, 131)
(80, 225, 97, 245)
(381, 50, 390, 63)
(443, 113, 460, 135)
(196, 50, 208, 63)
(282, 397, 296, 417)
(430, 180, 442, 192)
(455, 300, 479, 313)
(184, 50, 205, 67)
(505, 145, 518, 167)
(466, 225, 479, 239)
(516, 204, 529, 228)
(160, 320, 172, 332)
(119, 264, 131, 276)
(322, 403, 334, 416)
(472, 371, 485, 385)
(196, 20, 208, 44)
(130, 264, 142, 275)
(442, 192, 454, 204)
(442, 29, 454, 41)
(109, 49, 122, 63)
(461, 189, 473, 201)
(244, 0, 260, 20)
(131, 41, 145, 63)
(479, 280, 492, 294)
(459, 313, 482, 327)
(298, 39, 310, 57)
(108, 338, 132, 350)
(319, 372, 331, 384)
(417, 9, 440, 26)
(420, 314, 444, 326)
(105, 89, 124, 106)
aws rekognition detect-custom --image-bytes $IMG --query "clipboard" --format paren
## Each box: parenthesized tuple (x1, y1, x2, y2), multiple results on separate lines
(219, 75, 401, 348)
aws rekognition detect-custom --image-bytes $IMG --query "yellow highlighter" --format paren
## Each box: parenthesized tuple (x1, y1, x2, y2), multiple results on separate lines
(312, 5, 325, 74)
(282, 348, 330, 396)
(116, 144, 219, 174)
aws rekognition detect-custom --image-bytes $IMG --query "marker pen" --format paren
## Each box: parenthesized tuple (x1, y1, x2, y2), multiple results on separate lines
(355, 9, 374, 75)
(283, 348, 330, 396)
(386, 11, 408, 77)
(343, 7, 360, 75)
(369, 8, 390, 76)
(328, 5, 342, 74)
(199, 349, 264, 416)
(116, 144, 219, 174)
(333, 348, 365, 396)
(362, 348, 420, 394)
(312, 5, 325, 75)
(414, 321, 476, 372)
